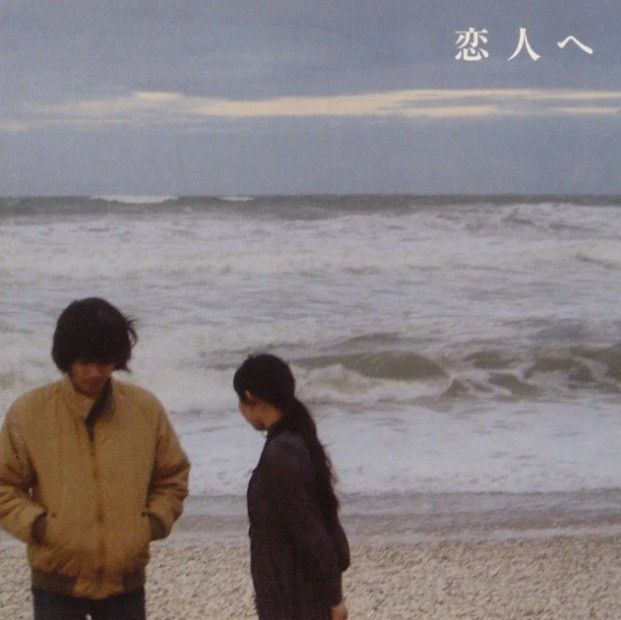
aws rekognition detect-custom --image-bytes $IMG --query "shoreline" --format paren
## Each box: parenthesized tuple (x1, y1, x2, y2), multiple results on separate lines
(4, 488, 616, 547)
(1, 490, 619, 618)
(173, 488, 621, 543)
(2, 489, 620, 548)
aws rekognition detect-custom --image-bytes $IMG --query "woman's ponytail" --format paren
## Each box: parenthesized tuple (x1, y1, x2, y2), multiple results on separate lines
(284, 396, 338, 522)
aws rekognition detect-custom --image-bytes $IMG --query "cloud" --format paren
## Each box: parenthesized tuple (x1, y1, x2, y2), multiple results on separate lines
(2, 88, 619, 131)
(551, 106, 621, 115)
(0, 122, 31, 132)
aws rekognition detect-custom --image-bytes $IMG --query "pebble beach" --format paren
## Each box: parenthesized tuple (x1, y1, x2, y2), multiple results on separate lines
(1, 510, 619, 619)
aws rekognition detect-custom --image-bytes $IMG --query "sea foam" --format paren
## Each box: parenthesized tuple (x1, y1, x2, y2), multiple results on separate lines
(1, 196, 619, 497)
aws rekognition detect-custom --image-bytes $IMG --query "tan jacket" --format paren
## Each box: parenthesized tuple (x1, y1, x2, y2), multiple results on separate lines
(0, 376, 190, 599)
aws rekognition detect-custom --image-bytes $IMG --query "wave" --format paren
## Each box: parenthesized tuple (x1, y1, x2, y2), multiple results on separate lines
(1, 341, 620, 415)
(292, 344, 621, 400)
(91, 194, 178, 204)
(503, 208, 536, 227)
(574, 244, 621, 269)
(217, 195, 255, 202)
(299, 352, 447, 381)
(3, 194, 620, 215)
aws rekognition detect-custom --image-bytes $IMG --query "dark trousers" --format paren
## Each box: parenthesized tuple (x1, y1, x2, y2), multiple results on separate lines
(32, 588, 145, 620)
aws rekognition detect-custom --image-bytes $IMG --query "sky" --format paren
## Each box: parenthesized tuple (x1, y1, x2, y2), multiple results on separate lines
(0, 0, 620, 196)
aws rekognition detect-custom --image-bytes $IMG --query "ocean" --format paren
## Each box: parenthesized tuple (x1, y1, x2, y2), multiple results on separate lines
(1, 195, 620, 501)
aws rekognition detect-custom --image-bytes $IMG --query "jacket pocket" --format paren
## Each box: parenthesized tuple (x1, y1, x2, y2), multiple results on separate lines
(132, 512, 151, 568)
(123, 512, 151, 571)
(140, 512, 151, 546)
(29, 510, 85, 576)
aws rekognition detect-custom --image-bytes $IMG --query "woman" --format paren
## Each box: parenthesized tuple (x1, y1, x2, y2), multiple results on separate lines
(233, 354, 350, 620)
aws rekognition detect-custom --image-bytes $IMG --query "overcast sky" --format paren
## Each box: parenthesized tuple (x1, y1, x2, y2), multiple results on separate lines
(0, 0, 619, 195)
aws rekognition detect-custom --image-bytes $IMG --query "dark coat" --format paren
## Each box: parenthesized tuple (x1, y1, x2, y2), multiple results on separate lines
(247, 429, 350, 620)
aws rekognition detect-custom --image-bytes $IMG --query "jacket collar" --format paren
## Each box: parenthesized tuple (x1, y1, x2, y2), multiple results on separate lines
(59, 375, 116, 420)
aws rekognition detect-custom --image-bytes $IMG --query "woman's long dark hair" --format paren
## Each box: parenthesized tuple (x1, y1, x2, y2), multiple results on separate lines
(233, 353, 339, 522)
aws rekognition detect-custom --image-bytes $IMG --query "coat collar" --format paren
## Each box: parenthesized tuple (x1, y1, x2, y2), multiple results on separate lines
(59, 376, 116, 420)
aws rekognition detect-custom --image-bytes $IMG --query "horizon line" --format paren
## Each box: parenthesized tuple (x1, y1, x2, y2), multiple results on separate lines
(2, 192, 621, 199)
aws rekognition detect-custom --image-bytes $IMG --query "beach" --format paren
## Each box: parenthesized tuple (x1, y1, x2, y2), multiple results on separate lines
(1, 493, 619, 619)
(1, 530, 618, 619)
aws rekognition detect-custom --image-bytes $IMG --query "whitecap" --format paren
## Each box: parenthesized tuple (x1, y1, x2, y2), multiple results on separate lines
(217, 195, 255, 202)
(91, 194, 178, 204)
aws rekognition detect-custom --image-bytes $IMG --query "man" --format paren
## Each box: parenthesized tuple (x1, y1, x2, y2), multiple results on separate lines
(0, 298, 190, 619)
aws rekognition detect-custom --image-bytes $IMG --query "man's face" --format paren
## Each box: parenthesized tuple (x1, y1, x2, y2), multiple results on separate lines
(68, 361, 115, 398)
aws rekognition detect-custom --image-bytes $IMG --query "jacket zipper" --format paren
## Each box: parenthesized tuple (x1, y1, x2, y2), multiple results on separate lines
(89, 428, 106, 585)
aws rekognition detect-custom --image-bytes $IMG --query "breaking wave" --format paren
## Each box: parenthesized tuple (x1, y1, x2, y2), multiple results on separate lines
(292, 344, 621, 401)
(92, 194, 178, 204)
(217, 195, 255, 202)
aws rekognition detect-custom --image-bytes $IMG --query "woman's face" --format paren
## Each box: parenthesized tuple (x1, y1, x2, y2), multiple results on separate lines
(239, 397, 266, 431)
(238, 391, 283, 431)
